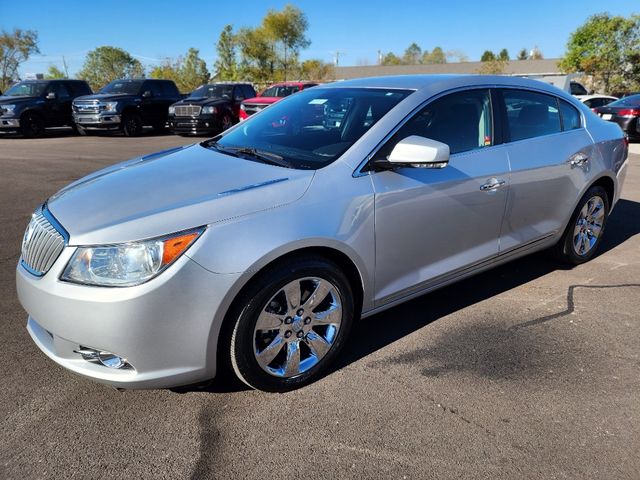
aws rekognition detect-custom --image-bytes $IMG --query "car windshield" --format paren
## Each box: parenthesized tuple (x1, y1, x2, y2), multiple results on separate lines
(206, 87, 412, 170)
(608, 95, 640, 107)
(189, 85, 234, 99)
(99, 80, 144, 95)
(3, 82, 47, 97)
(261, 85, 300, 97)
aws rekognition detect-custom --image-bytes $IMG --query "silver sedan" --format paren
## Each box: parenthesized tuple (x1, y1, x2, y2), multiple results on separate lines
(17, 75, 629, 392)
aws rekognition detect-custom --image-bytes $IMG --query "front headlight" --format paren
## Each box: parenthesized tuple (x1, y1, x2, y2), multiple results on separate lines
(201, 106, 217, 114)
(104, 101, 118, 112)
(1, 104, 16, 115)
(168, 105, 176, 115)
(60, 227, 205, 287)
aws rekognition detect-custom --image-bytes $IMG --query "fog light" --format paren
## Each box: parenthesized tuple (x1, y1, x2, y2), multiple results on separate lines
(98, 352, 127, 369)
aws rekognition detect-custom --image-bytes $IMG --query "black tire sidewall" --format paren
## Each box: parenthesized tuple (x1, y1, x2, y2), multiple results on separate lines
(229, 257, 354, 392)
(558, 185, 610, 264)
(21, 113, 44, 138)
(122, 112, 143, 136)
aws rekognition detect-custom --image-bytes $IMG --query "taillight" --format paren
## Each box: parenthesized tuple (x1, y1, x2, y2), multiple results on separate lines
(591, 108, 598, 113)
(617, 109, 640, 116)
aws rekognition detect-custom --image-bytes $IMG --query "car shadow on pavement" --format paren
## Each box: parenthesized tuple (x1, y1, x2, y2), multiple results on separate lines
(177, 199, 640, 393)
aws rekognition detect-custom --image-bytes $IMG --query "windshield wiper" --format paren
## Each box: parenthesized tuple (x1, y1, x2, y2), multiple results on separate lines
(205, 142, 292, 168)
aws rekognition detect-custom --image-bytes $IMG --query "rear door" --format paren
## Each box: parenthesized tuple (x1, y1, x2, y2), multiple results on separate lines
(371, 88, 510, 305)
(42, 82, 72, 126)
(497, 89, 595, 252)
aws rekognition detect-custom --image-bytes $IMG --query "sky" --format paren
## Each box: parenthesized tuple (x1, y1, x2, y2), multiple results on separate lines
(2, 0, 638, 77)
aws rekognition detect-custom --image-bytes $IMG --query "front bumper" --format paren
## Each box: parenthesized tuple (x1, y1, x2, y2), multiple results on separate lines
(168, 115, 220, 135)
(0, 117, 20, 131)
(73, 113, 122, 130)
(16, 247, 241, 389)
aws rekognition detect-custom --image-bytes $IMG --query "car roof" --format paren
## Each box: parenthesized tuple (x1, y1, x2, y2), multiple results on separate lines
(320, 74, 574, 96)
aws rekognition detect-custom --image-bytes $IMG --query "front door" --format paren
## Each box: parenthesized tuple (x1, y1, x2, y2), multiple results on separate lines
(370, 88, 510, 305)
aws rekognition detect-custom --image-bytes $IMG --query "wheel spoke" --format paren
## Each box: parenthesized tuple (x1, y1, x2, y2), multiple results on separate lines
(312, 303, 341, 325)
(305, 331, 331, 359)
(256, 311, 283, 330)
(302, 280, 332, 311)
(256, 335, 285, 368)
(283, 342, 301, 376)
(282, 280, 301, 310)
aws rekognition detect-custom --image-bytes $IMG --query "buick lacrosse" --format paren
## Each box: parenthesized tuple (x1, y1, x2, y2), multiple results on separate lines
(17, 75, 628, 392)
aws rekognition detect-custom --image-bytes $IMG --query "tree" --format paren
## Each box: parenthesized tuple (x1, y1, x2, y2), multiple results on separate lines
(498, 48, 510, 61)
(517, 48, 528, 60)
(299, 59, 334, 80)
(381, 52, 402, 66)
(262, 4, 310, 80)
(236, 26, 277, 82)
(530, 47, 544, 60)
(560, 13, 640, 93)
(480, 50, 496, 62)
(214, 24, 238, 80)
(446, 49, 469, 62)
(180, 48, 209, 91)
(423, 47, 446, 64)
(45, 65, 66, 79)
(0, 29, 39, 91)
(78, 46, 144, 91)
(478, 58, 507, 74)
(402, 42, 422, 65)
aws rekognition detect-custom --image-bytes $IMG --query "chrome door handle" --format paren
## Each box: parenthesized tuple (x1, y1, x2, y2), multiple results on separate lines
(569, 153, 589, 167)
(480, 178, 506, 191)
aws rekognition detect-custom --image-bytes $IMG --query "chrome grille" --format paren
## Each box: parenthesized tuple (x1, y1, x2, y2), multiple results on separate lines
(243, 103, 266, 116)
(73, 100, 101, 113)
(21, 207, 67, 276)
(174, 105, 201, 117)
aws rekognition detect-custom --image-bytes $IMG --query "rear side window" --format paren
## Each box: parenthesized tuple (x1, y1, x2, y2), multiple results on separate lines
(67, 82, 91, 96)
(503, 90, 561, 141)
(570, 82, 588, 96)
(162, 81, 180, 97)
(377, 89, 493, 157)
(559, 100, 581, 130)
(243, 85, 256, 98)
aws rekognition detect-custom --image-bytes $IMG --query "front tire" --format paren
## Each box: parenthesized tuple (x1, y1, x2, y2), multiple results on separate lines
(122, 112, 143, 137)
(20, 112, 45, 138)
(227, 256, 355, 392)
(553, 185, 609, 265)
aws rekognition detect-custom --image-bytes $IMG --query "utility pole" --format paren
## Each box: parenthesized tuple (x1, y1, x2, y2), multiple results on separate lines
(330, 50, 346, 67)
(62, 56, 69, 78)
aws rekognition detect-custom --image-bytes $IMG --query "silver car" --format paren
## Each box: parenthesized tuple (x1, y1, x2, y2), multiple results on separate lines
(17, 75, 629, 392)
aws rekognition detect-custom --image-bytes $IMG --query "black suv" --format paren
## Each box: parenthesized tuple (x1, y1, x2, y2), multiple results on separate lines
(0, 79, 92, 137)
(73, 79, 181, 136)
(168, 82, 256, 136)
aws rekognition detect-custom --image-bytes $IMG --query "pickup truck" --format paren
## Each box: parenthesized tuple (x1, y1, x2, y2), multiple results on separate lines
(72, 79, 181, 136)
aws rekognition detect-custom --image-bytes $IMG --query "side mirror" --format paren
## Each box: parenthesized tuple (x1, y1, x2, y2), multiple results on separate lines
(142, 90, 153, 98)
(46, 92, 56, 100)
(376, 135, 450, 170)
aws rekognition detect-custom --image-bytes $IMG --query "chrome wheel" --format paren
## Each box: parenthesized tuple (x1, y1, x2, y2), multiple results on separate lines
(572, 195, 605, 256)
(221, 115, 233, 131)
(253, 277, 342, 378)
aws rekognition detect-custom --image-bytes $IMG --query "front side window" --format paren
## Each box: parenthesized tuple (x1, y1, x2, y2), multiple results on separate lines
(208, 87, 412, 170)
(559, 100, 581, 130)
(503, 89, 561, 141)
(261, 85, 300, 98)
(3, 82, 47, 97)
(375, 89, 493, 159)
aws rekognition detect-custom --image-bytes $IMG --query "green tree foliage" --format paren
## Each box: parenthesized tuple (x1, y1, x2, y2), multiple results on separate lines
(299, 59, 334, 80)
(480, 50, 496, 62)
(262, 4, 310, 80)
(498, 48, 510, 61)
(381, 52, 403, 66)
(78, 46, 144, 91)
(45, 65, 66, 79)
(402, 42, 422, 65)
(150, 48, 209, 93)
(517, 48, 528, 60)
(0, 29, 39, 91)
(423, 46, 446, 64)
(478, 58, 507, 74)
(560, 13, 640, 93)
(237, 26, 276, 82)
(214, 24, 238, 80)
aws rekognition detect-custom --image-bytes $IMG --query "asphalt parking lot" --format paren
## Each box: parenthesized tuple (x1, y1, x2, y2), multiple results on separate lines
(1, 131, 639, 479)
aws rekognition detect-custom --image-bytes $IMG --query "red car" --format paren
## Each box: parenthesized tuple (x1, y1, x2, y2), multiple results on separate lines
(239, 81, 318, 120)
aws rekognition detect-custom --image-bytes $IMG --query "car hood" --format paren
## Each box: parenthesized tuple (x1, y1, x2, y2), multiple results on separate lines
(173, 96, 228, 106)
(0, 95, 39, 105)
(243, 96, 281, 105)
(47, 143, 314, 245)
(74, 93, 137, 102)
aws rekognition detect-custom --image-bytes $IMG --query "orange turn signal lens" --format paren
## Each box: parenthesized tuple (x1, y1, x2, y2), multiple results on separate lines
(161, 231, 200, 266)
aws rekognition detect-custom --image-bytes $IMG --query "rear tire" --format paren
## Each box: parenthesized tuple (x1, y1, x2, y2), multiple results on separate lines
(552, 185, 609, 265)
(20, 112, 45, 138)
(226, 256, 355, 392)
(122, 112, 143, 137)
